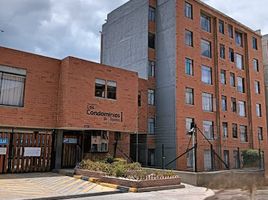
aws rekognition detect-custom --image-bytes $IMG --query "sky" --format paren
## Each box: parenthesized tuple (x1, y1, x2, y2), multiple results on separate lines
(0, 0, 268, 62)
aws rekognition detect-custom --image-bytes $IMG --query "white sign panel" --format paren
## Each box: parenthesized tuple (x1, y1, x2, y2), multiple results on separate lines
(0, 147, 7, 155)
(24, 147, 41, 157)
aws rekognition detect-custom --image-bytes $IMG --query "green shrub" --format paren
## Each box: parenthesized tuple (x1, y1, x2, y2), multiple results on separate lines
(242, 149, 260, 168)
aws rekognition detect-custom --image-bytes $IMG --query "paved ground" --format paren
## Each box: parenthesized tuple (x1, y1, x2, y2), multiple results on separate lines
(68, 184, 215, 200)
(0, 172, 117, 200)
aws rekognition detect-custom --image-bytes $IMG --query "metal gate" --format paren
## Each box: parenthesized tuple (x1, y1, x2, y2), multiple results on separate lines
(0, 130, 53, 174)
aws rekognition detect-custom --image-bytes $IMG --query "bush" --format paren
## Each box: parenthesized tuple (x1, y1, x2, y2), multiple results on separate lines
(242, 149, 260, 168)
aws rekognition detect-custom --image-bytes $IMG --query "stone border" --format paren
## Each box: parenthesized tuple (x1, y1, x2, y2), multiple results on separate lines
(74, 168, 184, 192)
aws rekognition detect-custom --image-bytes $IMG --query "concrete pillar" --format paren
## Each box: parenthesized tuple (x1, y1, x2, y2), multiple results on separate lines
(55, 130, 63, 169)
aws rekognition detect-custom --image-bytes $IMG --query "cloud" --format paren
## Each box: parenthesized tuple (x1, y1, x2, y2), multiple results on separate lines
(0, 0, 128, 62)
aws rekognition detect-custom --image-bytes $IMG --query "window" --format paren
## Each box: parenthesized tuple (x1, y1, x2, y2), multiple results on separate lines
(186, 118, 194, 133)
(138, 92, 141, 107)
(256, 103, 262, 117)
(232, 123, 238, 138)
(258, 127, 263, 141)
(185, 58, 193, 76)
(148, 89, 155, 105)
(201, 39, 211, 58)
(201, 65, 212, 84)
(255, 81, 260, 94)
(233, 150, 240, 168)
(203, 121, 214, 140)
(114, 132, 122, 141)
(187, 149, 193, 168)
(201, 14, 211, 32)
(107, 81, 117, 99)
(223, 150, 229, 169)
(95, 79, 106, 98)
(220, 44, 225, 59)
(253, 59, 259, 72)
(90, 131, 109, 152)
(252, 37, 258, 50)
(184, 2, 193, 19)
(230, 72, 235, 87)
(220, 69, 226, 85)
(149, 6, 156, 22)
(222, 122, 228, 138)
(202, 93, 213, 112)
(229, 48, 234, 62)
(240, 125, 248, 142)
(231, 97, 237, 112)
(148, 60, 155, 77)
(219, 20, 224, 34)
(228, 24, 233, 38)
(204, 150, 212, 171)
(237, 77, 245, 93)
(235, 53, 244, 70)
(185, 87, 194, 105)
(221, 96, 227, 111)
(238, 101, 246, 117)
(148, 118, 155, 134)
(148, 33, 155, 49)
(185, 30, 193, 46)
(148, 149, 155, 166)
(0, 68, 26, 107)
(235, 31, 243, 47)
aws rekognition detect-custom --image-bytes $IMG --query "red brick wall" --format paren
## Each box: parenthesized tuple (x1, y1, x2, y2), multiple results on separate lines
(0, 47, 60, 128)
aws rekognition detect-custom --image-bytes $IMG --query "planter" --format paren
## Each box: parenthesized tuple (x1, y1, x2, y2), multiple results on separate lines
(75, 168, 106, 179)
(75, 168, 181, 188)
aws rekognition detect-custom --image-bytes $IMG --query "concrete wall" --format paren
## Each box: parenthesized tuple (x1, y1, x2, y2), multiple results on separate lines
(101, 0, 149, 79)
(155, 0, 177, 169)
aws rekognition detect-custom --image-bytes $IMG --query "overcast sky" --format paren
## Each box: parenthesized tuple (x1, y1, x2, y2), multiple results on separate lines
(0, 0, 268, 62)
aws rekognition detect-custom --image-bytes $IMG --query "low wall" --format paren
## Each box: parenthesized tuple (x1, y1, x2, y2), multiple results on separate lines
(144, 168, 266, 189)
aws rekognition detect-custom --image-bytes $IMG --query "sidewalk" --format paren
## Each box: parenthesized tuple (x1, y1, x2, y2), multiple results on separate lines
(0, 172, 119, 200)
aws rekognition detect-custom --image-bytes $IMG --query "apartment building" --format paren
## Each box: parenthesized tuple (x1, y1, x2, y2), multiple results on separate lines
(101, 0, 267, 171)
(0, 46, 142, 173)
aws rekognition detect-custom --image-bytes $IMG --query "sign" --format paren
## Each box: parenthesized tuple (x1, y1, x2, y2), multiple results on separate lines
(0, 147, 7, 155)
(24, 147, 41, 157)
(86, 104, 123, 122)
(63, 138, 77, 144)
(0, 138, 8, 145)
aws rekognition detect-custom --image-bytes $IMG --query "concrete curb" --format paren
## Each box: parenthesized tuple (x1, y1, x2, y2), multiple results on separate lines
(54, 170, 185, 193)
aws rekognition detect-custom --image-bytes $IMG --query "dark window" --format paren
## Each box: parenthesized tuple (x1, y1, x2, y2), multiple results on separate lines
(138, 92, 141, 107)
(149, 6, 156, 21)
(185, 2, 193, 19)
(148, 60, 155, 77)
(0, 69, 26, 107)
(185, 30, 193, 46)
(220, 69, 226, 85)
(185, 87, 194, 105)
(220, 44, 225, 59)
(232, 123, 238, 138)
(252, 37, 258, 50)
(201, 39, 211, 58)
(229, 48, 234, 62)
(148, 149, 155, 166)
(228, 24, 233, 38)
(237, 77, 245, 93)
(219, 20, 224, 34)
(185, 58, 193, 76)
(258, 127, 263, 141)
(148, 118, 155, 134)
(201, 13, 211, 32)
(230, 72, 235, 87)
(148, 33, 155, 49)
(235, 31, 243, 47)
(240, 125, 248, 142)
(107, 81, 117, 99)
(255, 81, 260, 94)
(223, 150, 229, 169)
(221, 96, 227, 111)
(231, 97, 237, 112)
(115, 132, 122, 141)
(95, 79, 106, 98)
(256, 104, 262, 117)
(253, 59, 259, 72)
